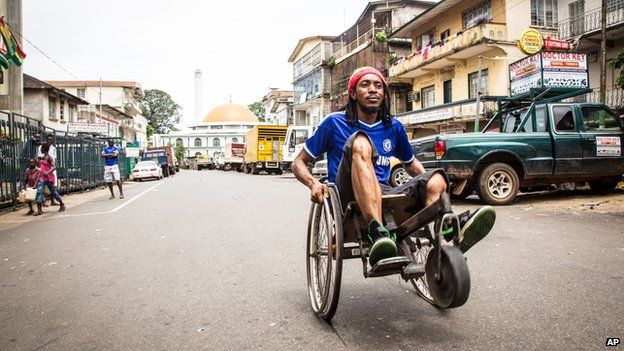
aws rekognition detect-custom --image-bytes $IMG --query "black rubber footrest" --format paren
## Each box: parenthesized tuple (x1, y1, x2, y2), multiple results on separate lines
(368, 256, 411, 277)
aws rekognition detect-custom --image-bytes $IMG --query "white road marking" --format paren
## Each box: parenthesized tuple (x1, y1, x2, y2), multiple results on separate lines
(111, 182, 163, 213)
(49, 182, 164, 220)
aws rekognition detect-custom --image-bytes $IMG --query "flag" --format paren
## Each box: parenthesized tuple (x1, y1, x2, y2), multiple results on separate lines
(0, 17, 26, 67)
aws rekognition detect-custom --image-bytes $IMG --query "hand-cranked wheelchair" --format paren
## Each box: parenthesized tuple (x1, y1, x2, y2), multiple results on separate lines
(306, 182, 471, 321)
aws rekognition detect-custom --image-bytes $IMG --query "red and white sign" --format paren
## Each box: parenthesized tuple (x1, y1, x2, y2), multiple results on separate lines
(543, 36, 574, 51)
(541, 52, 587, 71)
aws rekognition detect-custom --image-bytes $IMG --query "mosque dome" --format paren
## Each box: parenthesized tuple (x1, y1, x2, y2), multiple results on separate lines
(202, 103, 259, 123)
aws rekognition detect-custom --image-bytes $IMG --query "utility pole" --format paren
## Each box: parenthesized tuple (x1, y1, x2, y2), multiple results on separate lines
(600, 0, 607, 104)
(474, 56, 483, 133)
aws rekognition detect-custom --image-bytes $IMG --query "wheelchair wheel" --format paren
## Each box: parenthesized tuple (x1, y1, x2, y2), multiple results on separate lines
(306, 186, 343, 321)
(425, 245, 471, 308)
(408, 237, 436, 305)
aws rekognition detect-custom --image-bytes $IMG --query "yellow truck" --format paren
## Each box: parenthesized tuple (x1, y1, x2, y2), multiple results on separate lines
(243, 125, 288, 175)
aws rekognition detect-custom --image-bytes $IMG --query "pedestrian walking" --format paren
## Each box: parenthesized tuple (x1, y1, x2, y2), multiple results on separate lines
(101, 139, 124, 199)
(23, 158, 39, 215)
(34, 144, 66, 216)
(37, 134, 59, 206)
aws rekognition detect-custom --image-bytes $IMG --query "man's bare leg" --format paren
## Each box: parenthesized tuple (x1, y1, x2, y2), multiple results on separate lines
(350, 134, 381, 224)
(108, 183, 115, 199)
(424, 173, 447, 207)
(117, 180, 124, 199)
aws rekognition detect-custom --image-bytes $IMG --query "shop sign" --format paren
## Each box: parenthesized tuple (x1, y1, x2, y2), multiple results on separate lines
(125, 147, 140, 158)
(517, 28, 543, 55)
(509, 51, 588, 96)
(509, 54, 543, 95)
(408, 108, 453, 124)
(68, 122, 109, 134)
(543, 36, 574, 51)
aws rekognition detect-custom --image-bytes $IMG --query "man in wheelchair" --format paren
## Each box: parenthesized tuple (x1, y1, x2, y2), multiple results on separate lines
(292, 67, 496, 267)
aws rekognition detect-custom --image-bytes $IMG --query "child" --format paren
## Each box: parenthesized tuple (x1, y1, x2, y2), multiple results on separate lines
(34, 144, 66, 216)
(23, 158, 39, 215)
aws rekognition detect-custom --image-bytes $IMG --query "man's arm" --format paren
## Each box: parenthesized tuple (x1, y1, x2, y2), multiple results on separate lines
(292, 150, 328, 203)
(404, 159, 426, 177)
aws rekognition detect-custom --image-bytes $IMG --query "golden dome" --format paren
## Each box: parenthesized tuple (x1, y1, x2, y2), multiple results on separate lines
(202, 103, 259, 123)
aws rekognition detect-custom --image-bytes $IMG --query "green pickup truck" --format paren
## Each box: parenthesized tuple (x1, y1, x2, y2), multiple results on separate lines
(412, 98, 623, 205)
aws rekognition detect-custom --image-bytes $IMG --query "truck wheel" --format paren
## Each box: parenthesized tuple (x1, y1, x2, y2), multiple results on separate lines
(252, 164, 260, 175)
(589, 179, 619, 195)
(389, 166, 411, 187)
(476, 163, 519, 205)
(275, 169, 283, 175)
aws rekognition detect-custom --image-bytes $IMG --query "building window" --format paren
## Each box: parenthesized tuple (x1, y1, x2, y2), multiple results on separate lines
(421, 85, 435, 109)
(443, 80, 452, 104)
(59, 100, 65, 120)
(194, 138, 202, 147)
(68, 105, 74, 122)
(77, 88, 86, 98)
(176, 138, 184, 146)
(213, 138, 220, 147)
(463, 0, 492, 29)
(608, 0, 624, 11)
(48, 98, 56, 119)
(416, 29, 435, 50)
(440, 29, 450, 42)
(232, 137, 239, 143)
(468, 69, 489, 99)
(569, 0, 585, 36)
(531, 0, 558, 27)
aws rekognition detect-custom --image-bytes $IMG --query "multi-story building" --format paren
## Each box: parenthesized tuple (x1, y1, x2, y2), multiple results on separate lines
(558, 0, 624, 112)
(262, 89, 293, 125)
(388, 0, 562, 137)
(330, 0, 434, 114)
(46, 80, 149, 147)
(288, 36, 335, 127)
(23, 74, 88, 131)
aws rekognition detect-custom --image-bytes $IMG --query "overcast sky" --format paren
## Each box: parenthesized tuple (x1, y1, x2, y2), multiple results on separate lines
(23, 0, 380, 127)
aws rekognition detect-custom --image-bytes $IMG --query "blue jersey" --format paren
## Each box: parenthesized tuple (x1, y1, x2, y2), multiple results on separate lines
(304, 112, 414, 184)
(103, 146, 119, 166)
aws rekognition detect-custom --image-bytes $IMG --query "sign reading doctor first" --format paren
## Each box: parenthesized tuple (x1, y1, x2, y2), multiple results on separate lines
(509, 51, 588, 96)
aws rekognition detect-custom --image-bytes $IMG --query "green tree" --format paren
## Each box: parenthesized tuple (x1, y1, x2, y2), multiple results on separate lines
(139, 89, 182, 134)
(248, 101, 266, 122)
(146, 124, 155, 139)
(173, 142, 185, 161)
(611, 49, 624, 89)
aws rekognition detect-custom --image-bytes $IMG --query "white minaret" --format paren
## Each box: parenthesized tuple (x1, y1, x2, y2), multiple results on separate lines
(194, 69, 204, 124)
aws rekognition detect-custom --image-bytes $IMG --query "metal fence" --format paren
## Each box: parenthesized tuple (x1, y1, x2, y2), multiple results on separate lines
(0, 112, 126, 207)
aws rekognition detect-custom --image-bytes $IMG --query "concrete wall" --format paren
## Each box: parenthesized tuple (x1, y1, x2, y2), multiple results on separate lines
(410, 0, 509, 48)
(409, 47, 510, 111)
(23, 90, 74, 131)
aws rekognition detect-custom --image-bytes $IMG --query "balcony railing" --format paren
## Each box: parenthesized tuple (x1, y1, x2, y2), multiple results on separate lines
(293, 42, 332, 81)
(558, 4, 624, 39)
(563, 87, 624, 110)
(390, 23, 508, 78)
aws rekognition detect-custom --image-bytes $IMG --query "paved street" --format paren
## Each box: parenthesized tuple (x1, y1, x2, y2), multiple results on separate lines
(1, 171, 623, 350)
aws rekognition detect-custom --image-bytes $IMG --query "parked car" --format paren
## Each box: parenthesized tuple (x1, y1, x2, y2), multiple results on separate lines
(312, 159, 327, 177)
(132, 160, 163, 181)
(413, 101, 624, 205)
